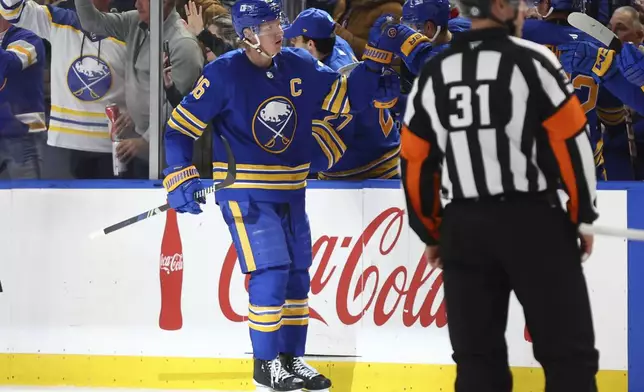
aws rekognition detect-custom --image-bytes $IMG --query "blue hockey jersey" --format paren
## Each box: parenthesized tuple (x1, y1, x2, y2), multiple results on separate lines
(597, 87, 644, 180)
(522, 19, 644, 180)
(522, 19, 606, 177)
(0, 25, 45, 137)
(312, 39, 400, 179)
(333, 36, 357, 63)
(165, 47, 380, 202)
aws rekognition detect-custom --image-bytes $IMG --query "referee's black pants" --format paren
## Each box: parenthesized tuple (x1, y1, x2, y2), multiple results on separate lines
(440, 193, 599, 392)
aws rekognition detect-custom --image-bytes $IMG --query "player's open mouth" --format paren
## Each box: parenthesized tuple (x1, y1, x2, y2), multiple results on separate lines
(276, 39, 283, 46)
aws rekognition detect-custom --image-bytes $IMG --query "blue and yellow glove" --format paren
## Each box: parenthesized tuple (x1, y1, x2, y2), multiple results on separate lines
(362, 14, 430, 71)
(373, 67, 400, 109)
(558, 41, 617, 83)
(617, 43, 644, 88)
(162, 164, 206, 214)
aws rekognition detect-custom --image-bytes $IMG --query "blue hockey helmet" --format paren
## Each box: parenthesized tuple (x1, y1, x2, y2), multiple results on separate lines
(232, 0, 288, 39)
(402, 0, 450, 32)
(550, 0, 585, 11)
(527, 0, 584, 12)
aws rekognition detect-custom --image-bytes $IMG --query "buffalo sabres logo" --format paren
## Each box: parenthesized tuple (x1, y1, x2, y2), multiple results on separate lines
(252, 96, 298, 154)
(387, 27, 398, 38)
(67, 55, 113, 102)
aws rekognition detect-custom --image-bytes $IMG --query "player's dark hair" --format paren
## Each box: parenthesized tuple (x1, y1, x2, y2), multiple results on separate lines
(302, 35, 336, 56)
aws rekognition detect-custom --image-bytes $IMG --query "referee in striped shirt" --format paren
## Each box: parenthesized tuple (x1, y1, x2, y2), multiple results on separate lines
(400, 0, 600, 389)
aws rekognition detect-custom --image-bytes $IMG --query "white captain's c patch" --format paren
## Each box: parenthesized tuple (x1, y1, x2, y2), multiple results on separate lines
(67, 55, 113, 102)
(252, 96, 298, 154)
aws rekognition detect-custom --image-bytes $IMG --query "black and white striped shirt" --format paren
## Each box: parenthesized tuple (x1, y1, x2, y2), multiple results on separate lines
(400, 27, 598, 246)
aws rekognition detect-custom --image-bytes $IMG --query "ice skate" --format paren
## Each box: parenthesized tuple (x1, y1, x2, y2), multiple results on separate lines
(279, 354, 332, 392)
(254, 357, 305, 392)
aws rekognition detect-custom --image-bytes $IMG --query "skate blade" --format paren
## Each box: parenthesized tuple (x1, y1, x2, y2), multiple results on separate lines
(253, 380, 303, 392)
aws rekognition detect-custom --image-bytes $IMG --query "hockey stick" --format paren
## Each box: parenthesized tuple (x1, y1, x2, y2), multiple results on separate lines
(567, 12, 623, 52)
(579, 223, 644, 241)
(88, 135, 236, 239)
(567, 13, 642, 177)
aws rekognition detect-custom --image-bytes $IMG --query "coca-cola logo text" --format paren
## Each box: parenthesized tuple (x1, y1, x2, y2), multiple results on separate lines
(218, 207, 447, 329)
(160, 253, 184, 274)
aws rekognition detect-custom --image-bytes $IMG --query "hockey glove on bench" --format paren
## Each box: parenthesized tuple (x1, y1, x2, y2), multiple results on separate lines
(163, 164, 205, 215)
(617, 43, 644, 89)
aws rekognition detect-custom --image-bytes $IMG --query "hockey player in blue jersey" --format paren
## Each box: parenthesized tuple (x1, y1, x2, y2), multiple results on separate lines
(395, 0, 472, 117)
(0, 17, 45, 179)
(285, 8, 401, 179)
(162, 0, 405, 391)
(597, 6, 644, 179)
(520, 0, 644, 179)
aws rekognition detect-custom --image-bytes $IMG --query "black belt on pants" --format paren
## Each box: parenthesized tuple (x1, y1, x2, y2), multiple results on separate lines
(449, 190, 560, 206)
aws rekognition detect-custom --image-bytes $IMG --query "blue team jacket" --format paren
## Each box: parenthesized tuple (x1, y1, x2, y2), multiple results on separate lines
(0, 25, 45, 137)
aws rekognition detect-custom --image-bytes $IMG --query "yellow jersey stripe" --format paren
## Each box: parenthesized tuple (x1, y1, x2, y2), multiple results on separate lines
(282, 318, 308, 326)
(168, 118, 199, 139)
(213, 162, 310, 172)
(312, 133, 334, 169)
(313, 126, 343, 163)
(322, 79, 339, 111)
(320, 147, 401, 180)
(229, 201, 256, 271)
(330, 76, 349, 114)
(312, 120, 347, 152)
(216, 171, 308, 182)
(249, 320, 282, 332)
(212, 178, 307, 190)
(0, 3, 24, 18)
(171, 110, 203, 137)
(176, 104, 207, 129)
(48, 125, 110, 138)
(51, 105, 106, 118)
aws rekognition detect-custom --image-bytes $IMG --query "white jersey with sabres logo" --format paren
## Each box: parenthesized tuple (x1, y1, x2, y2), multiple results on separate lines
(0, 0, 126, 153)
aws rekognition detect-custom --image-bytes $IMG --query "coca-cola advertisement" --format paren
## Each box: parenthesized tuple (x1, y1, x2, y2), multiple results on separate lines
(159, 208, 184, 331)
(144, 188, 626, 370)
(0, 183, 630, 390)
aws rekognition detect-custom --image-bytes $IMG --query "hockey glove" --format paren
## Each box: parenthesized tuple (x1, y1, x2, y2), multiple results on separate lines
(373, 67, 401, 109)
(363, 15, 431, 71)
(163, 164, 206, 215)
(558, 41, 617, 83)
(617, 43, 644, 88)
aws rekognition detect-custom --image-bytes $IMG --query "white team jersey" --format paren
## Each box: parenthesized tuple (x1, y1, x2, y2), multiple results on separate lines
(0, 0, 127, 153)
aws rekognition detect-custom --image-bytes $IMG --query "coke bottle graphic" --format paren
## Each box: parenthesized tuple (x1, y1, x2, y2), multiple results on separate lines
(524, 325, 532, 343)
(159, 208, 184, 330)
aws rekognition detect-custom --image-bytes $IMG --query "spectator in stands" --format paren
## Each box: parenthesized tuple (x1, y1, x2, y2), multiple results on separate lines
(307, 0, 404, 59)
(0, 15, 46, 179)
(110, 0, 136, 12)
(183, 0, 237, 61)
(75, 0, 204, 170)
(164, 1, 237, 107)
(0, 0, 133, 179)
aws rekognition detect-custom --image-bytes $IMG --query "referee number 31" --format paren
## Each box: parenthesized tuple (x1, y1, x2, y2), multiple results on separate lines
(449, 84, 491, 128)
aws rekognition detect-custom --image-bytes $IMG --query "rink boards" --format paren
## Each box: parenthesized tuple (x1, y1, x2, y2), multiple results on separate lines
(0, 180, 641, 391)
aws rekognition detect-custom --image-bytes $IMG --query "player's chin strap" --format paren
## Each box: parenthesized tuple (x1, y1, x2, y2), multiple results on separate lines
(538, 6, 554, 18)
(243, 33, 277, 59)
(429, 26, 442, 42)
